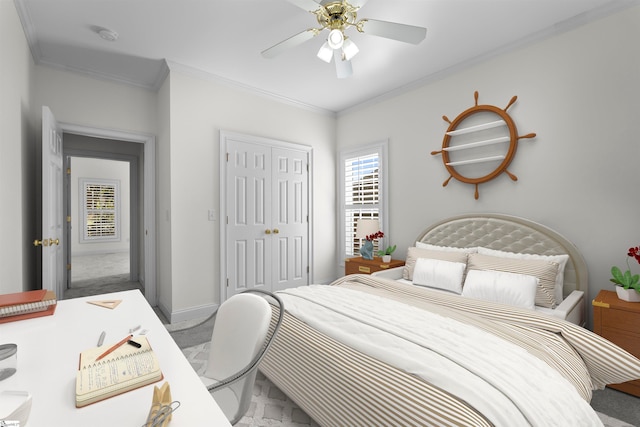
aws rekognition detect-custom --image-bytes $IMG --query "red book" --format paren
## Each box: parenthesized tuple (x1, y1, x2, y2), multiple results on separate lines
(0, 289, 47, 307)
(0, 290, 57, 323)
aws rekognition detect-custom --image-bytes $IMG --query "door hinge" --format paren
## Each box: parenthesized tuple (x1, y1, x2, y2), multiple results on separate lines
(67, 216, 71, 223)
(66, 167, 71, 175)
(226, 278, 229, 288)
(307, 266, 310, 273)
(226, 152, 229, 162)
(67, 263, 72, 270)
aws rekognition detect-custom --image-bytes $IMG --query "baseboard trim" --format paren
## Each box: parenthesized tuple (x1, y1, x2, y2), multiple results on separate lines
(166, 302, 219, 324)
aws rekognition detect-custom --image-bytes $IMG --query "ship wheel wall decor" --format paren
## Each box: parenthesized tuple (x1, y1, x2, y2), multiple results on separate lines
(431, 91, 536, 199)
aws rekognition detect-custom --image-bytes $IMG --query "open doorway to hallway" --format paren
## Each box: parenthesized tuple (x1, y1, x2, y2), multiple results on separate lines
(62, 134, 144, 299)
(66, 157, 135, 297)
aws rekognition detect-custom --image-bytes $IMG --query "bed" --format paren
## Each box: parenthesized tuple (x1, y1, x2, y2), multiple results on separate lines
(372, 213, 587, 325)
(259, 214, 640, 427)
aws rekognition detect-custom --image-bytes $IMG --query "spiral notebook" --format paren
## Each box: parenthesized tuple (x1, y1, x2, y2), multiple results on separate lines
(75, 336, 163, 408)
(0, 290, 57, 323)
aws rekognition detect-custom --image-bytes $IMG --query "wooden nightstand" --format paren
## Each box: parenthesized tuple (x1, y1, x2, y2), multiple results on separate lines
(345, 257, 405, 275)
(592, 289, 640, 397)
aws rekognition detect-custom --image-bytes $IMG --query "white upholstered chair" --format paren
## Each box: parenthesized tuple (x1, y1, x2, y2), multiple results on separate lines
(199, 289, 284, 425)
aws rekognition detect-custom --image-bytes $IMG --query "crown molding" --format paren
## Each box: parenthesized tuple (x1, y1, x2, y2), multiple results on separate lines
(165, 60, 336, 117)
(338, 0, 637, 116)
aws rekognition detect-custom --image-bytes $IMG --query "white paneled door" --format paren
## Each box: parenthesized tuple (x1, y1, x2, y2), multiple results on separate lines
(39, 106, 65, 298)
(224, 134, 310, 299)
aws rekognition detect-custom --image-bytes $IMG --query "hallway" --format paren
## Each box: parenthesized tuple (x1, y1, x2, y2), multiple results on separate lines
(64, 252, 141, 300)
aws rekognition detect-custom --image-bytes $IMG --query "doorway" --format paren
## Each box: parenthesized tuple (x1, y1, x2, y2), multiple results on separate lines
(61, 133, 145, 300)
(39, 109, 156, 304)
(67, 157, 133, 294)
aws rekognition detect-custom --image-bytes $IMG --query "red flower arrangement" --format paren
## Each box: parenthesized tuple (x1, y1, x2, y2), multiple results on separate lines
(365, 231, 384, 241)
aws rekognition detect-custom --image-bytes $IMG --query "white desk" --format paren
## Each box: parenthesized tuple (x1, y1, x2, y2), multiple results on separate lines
(0, 290, 231, 427)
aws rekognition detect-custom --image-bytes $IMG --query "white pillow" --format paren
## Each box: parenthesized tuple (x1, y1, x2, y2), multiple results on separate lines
(462, 269, 538, 310)
(477, 247, 569, 303)
(403, 247, 469, 281)
(416, 242, 478, 253)
(412, 258, 466, 294)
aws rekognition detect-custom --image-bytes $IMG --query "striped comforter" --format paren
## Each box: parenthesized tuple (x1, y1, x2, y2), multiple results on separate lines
(260, 275, 640, 427)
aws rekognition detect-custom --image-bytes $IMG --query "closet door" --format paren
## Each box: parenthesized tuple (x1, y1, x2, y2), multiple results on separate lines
(226, 140, 272, 295)
(271, 147, 308, 292)
(225, 136, 309, 298)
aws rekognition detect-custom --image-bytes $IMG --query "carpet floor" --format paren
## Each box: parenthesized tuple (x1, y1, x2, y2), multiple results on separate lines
(70, 251, 130, 284)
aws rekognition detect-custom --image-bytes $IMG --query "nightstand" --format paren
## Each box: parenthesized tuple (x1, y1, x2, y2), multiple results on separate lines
(345, 257, 405, 275)
(592, 289, 640, 397)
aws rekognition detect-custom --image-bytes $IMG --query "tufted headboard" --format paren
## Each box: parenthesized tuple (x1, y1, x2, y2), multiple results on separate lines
(415, 213, 588, 299)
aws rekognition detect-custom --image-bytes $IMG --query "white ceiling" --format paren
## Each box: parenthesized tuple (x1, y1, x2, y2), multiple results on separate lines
(15, 0, 634, 113)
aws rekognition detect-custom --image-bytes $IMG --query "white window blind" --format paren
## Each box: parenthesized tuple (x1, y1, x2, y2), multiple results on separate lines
(339, 141, 388, 260)
(81, 179, 120, 242)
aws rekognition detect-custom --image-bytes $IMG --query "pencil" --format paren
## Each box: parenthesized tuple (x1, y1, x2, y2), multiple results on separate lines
(95, 334, 133, 361)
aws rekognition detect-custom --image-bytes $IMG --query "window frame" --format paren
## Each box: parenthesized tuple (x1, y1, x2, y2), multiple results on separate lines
(338, 140, 389, 264)
(79, 178, 121, 243)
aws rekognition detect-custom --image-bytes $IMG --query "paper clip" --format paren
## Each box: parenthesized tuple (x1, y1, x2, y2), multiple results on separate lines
(143, 400, 180, 427)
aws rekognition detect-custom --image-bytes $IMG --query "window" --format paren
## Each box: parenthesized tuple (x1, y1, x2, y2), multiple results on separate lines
(80, 178, 120, 242)
(339, 140, 389, 261)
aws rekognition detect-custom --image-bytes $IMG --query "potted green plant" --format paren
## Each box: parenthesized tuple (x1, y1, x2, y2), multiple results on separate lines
(610, 245, 640, 302)
(377, 244, 396, 263)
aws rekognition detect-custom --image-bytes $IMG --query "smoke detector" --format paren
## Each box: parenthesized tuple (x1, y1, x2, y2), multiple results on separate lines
(97, 28, 118, 42)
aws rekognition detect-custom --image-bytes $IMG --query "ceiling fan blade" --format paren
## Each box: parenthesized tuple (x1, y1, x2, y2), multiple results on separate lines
(348, 0, 369, 9)
(359, 19, 427, 44)
(334, 49, 352, 79)
(261, 29, 319, 59)
(286, 0, 322, 12)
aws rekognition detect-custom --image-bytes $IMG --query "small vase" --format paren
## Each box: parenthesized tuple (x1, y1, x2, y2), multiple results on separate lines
(360, 240, 374, 260)
(616, 286, 640, 302)
(382, 255, 392, 263)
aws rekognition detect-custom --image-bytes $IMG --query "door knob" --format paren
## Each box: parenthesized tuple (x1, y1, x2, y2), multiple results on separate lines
(48, 238, 60, 246)
(265, 229, 271, 234)
(33, 239, 49, 247)
(273, 229, 280, 234)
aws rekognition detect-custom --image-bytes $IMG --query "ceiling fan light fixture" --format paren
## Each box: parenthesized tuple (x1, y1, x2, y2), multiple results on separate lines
(317, 42, 333, 63)
(342, 38, 359, 61)
(262, 0, 428, 79)
(327, 29, 344, 49)
(334, 49, 353, 79)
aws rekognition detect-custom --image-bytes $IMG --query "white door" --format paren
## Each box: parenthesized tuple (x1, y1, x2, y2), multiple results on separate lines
(224, 136, 309, 298)
(40, 106, 65, 297)
(226, 139, 272, 294)
(271, 147, 308, 292)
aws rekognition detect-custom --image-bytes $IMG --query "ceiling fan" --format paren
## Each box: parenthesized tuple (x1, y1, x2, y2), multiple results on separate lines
(261, 0, 427, 78)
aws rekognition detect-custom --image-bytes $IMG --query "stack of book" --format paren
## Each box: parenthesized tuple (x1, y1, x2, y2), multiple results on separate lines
(0, 289, 57, 324)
